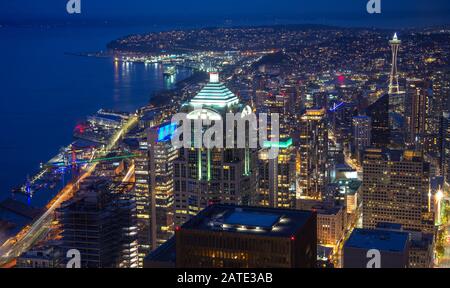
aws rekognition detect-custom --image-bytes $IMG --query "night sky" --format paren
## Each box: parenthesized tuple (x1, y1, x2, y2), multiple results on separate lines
(1, 0, 450, 27)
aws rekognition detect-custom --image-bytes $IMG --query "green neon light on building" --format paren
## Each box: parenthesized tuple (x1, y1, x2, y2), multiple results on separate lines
(207, 149, 211, 181)
(244, 148, 250, 176)
(198, 149, 202, 180)
(263, 138, 293, 149)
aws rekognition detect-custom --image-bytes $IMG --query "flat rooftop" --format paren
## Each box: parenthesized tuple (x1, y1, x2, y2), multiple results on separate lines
(181, 204, 315, 238)
(144, 237, 176, 264)
(344, 228, 409, 253)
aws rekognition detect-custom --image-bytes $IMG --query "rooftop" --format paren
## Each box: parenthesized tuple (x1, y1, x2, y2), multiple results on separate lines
(144, 237, 176, 264)
(190, 73, 239, 107)
(180, 204, 315, 238)
(344, 228, 409, 253)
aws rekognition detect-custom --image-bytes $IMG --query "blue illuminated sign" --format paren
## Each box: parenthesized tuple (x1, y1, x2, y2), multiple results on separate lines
(157, 122, 177, 142)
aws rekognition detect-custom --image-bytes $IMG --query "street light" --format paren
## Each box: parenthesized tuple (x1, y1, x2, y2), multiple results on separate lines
(436, 188, 444, 225)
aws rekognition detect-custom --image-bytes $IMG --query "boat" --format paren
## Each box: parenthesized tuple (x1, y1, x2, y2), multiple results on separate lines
(163, 65, 176, 77)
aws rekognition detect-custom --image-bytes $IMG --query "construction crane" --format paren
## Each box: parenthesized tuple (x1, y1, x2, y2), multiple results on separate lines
(43, 153, 138, 169)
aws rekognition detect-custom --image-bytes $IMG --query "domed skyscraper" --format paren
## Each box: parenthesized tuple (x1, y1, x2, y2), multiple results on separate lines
(173, 72, 257, 227)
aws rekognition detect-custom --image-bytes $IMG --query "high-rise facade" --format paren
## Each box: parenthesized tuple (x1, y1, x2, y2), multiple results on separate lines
(59, 178, 139, 268)
(406, 78, 429, 149)
(330, 102, 357, 147)
(147, 123, 178, 249)
(443, 112, 450, 187)
(362, 149, 434, 234)
(352, 116, 372, 154)
(298, 109, 328, 199)
(257, 138, 296, 208)
(256, 84, 297, 209)
(366, 94, 390, 148)
(173, 73, 257, 227)
(134, 138, 152, 265)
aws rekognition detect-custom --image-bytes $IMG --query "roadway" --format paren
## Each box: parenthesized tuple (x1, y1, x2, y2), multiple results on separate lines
(436, 193, 450, 268)
(438, 223, 450, 268)
(0, 115, 138, 266)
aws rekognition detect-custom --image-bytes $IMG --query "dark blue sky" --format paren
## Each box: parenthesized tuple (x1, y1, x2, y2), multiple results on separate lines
(1, 0, 450, 27)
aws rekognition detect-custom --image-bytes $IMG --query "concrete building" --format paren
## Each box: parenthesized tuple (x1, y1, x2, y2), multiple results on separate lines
(362, 149, 435, 234)
(175, 204, 317, 268)
(343, 228, 410, 268)
(16, 245, 62, 268)
(296, 198, 346, 249)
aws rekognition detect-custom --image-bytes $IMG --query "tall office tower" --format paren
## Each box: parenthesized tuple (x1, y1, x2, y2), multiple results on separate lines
(298, 109, 328, 199)
(366, 94, 389, 148)
(362, 149, 434, 234)
(406, 78, 429, 149)
(173, 73, 257, 227)
(134, 109, 166, 266)
(255, 90, 269, 111)
(256, 85, 297, 209)
(352, 116, 372, 155)
(147, 123, 178, 250)
(388, 33, 402, 95)
(428, 71, 450, 159)
(257, 138, 296, 208)
(134, 138, 152, 265)
(330, 102, 357, 146)
(175, 205, 317, 268)
(59, 178, 139, 268)
(443, 113, 450, 186)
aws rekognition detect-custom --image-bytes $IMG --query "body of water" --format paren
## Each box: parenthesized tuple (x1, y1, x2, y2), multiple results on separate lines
(0, 25, 193, 202)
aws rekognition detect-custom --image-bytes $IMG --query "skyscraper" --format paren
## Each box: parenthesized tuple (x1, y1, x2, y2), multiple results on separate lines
(298, 109, 328, 199)
(257, 138, 296, 208)
(406, 78, 429, 149)
(443, 112, 450, 187)
(256, 84, 297, 209)
(134, 138, 152, 265)
(362, 149, 434, 234)
(330, 102, 357, 147)
(147, 123, 178, 249)
(173, 73, 257, 227)
(366, 94, 389, 148)
(429, 70, 450, 160)
(59, 177, 139, 268)
(389, 33, 402, 95)
(352, 116, 372, 156)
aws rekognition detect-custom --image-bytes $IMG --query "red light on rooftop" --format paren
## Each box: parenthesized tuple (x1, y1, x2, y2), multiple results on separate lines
(290, 236, 296, 241)
(337, 74, 346, 86)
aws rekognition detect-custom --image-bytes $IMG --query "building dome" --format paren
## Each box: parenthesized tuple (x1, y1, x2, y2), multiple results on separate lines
(190, 73, 239, 108)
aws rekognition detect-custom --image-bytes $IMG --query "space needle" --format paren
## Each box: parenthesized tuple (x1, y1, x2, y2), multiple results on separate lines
(389, 33, 402, 95)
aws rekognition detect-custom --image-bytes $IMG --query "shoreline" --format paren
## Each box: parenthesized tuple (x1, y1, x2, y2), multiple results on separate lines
(5, 59, 199, 207)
